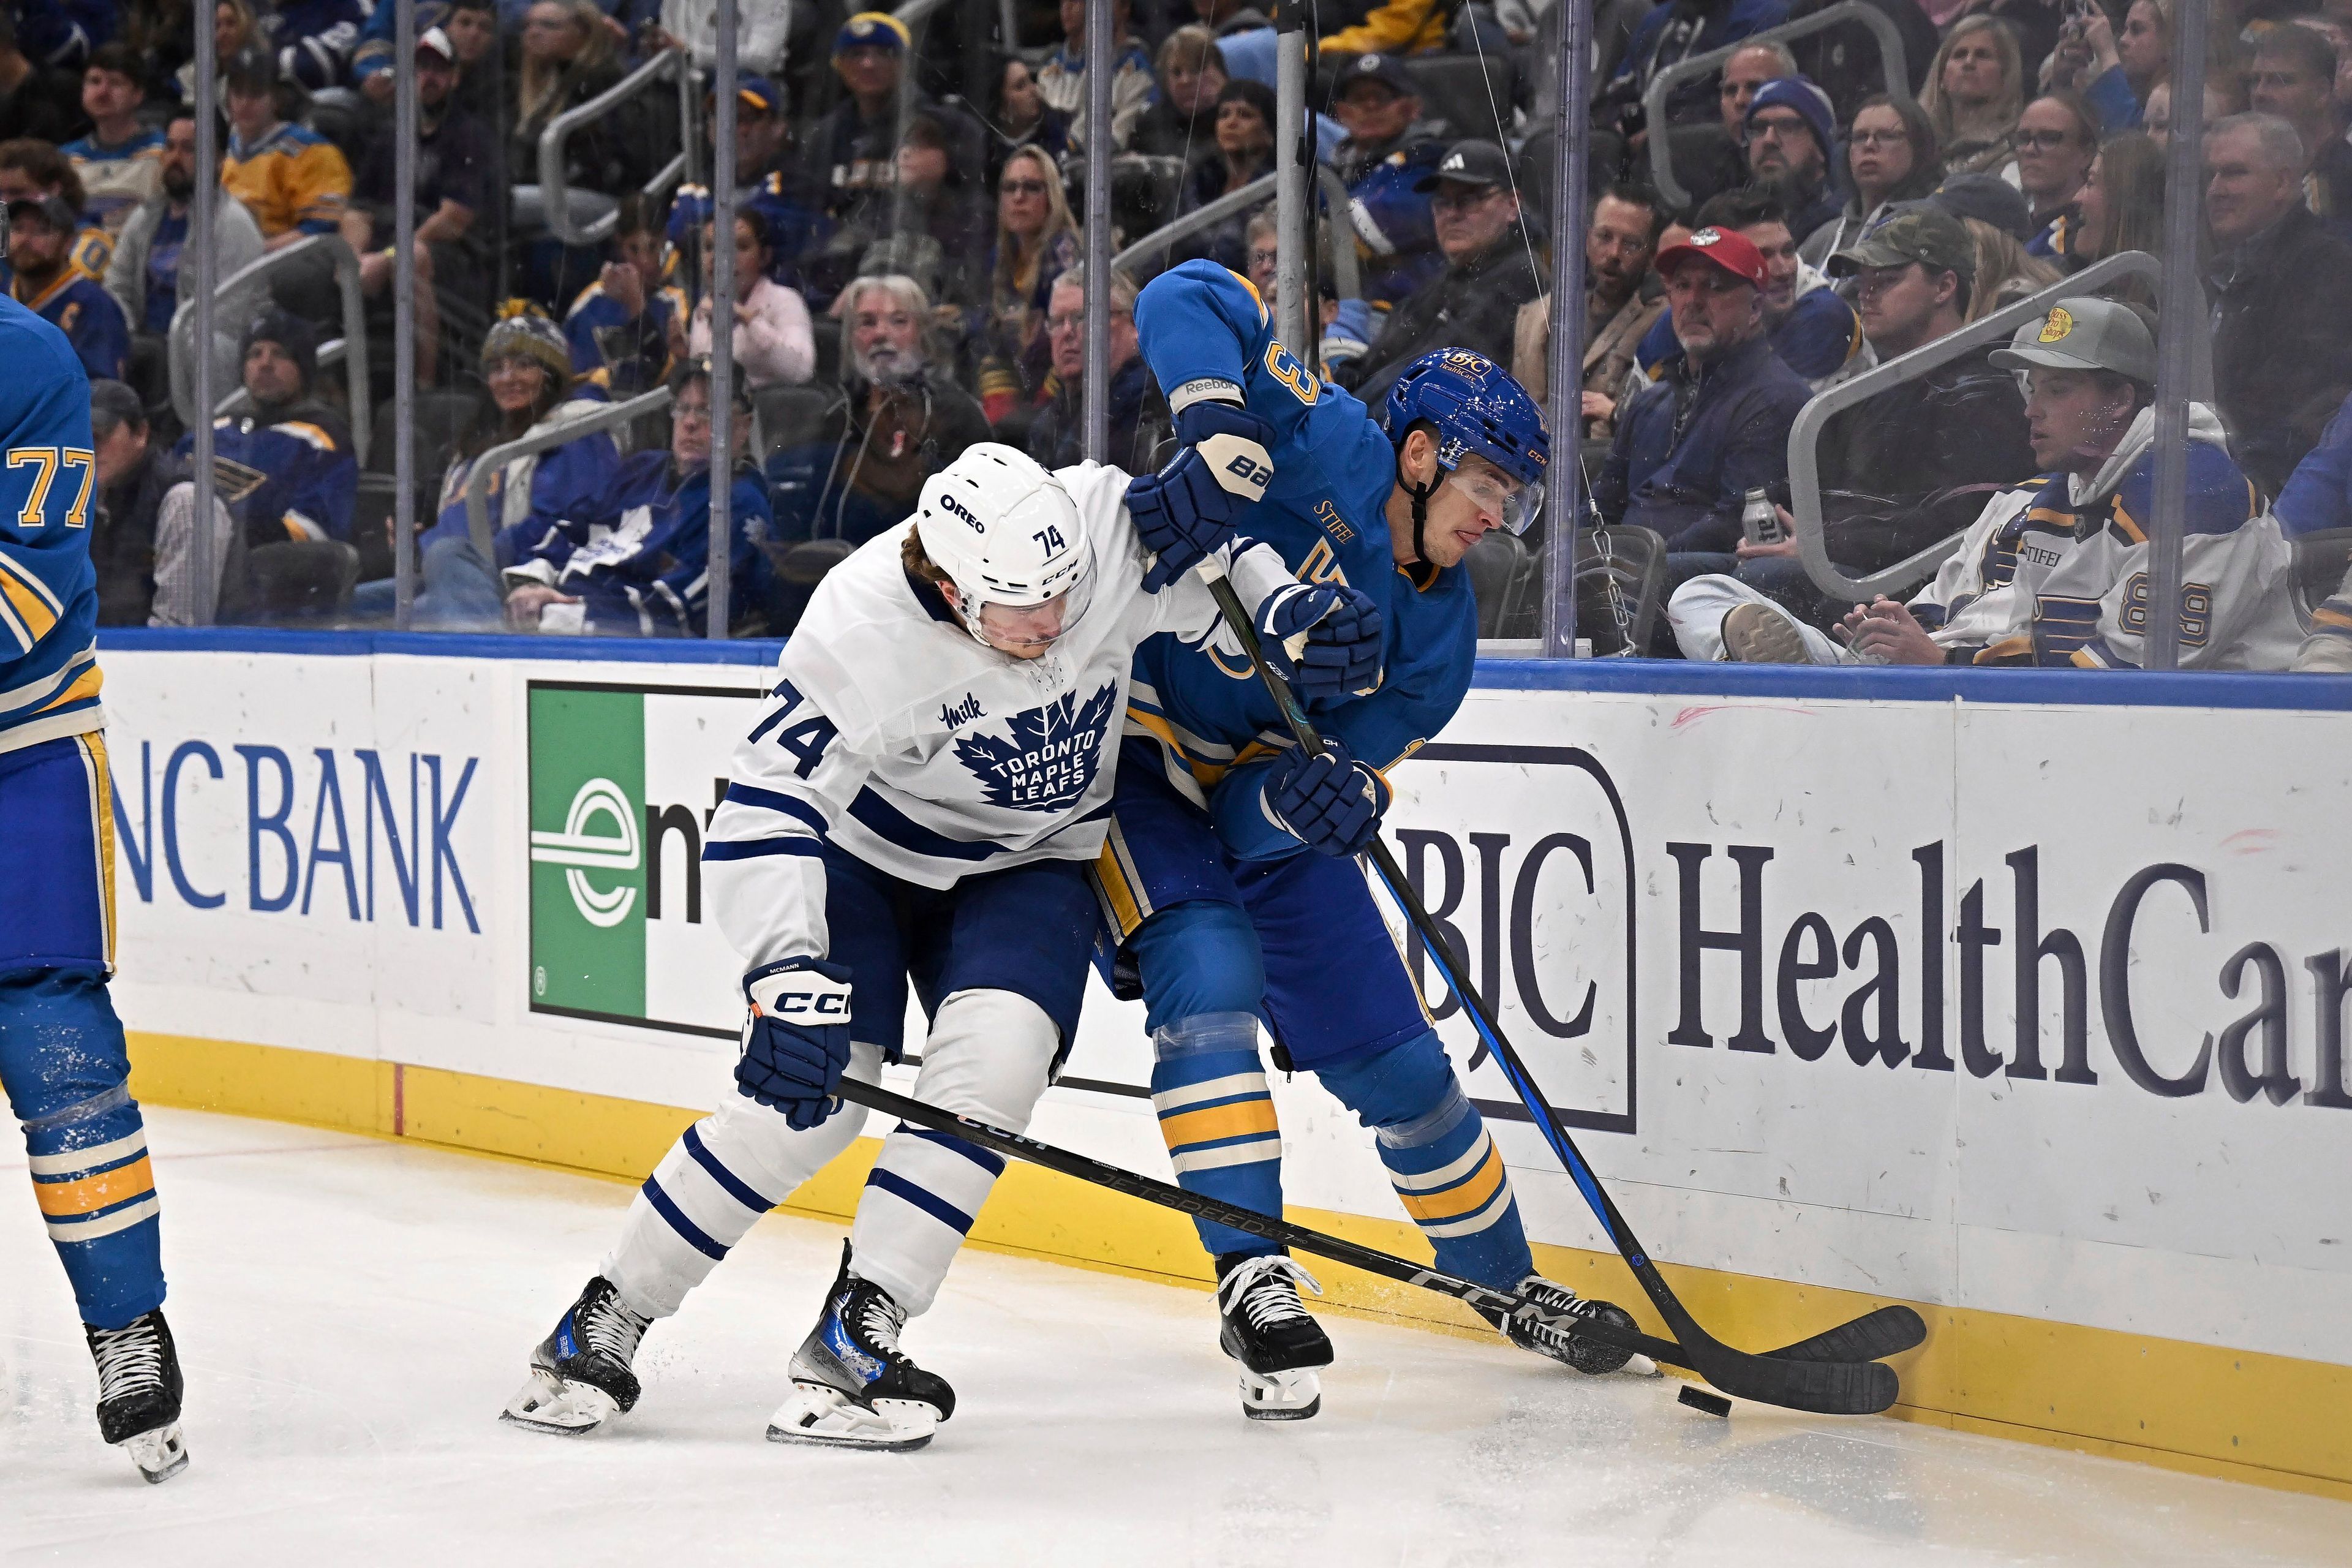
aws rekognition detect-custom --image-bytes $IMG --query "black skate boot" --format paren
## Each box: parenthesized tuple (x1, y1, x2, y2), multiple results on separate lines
(502, 1275, 654, 1436)
(1215, 1252, 1334, 1420)
(1480, 1274, 1653, 1376)
(769, 1241, 955, 1452)
(85, 1309, 187, 1483)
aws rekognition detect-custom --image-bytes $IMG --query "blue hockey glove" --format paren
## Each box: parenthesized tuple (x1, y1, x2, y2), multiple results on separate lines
(1321, 298, 1380, 367)
(1125, 400, 1275, 591)
(1265, 739, 1391, 858)
(737, 957, 854, 1129)
(1256, 581, 1384, 702)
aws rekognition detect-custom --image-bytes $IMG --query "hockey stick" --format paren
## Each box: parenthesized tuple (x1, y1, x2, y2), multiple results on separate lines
(832, 1074, 1904, 1383)
(1194, 565, 1913, 1415)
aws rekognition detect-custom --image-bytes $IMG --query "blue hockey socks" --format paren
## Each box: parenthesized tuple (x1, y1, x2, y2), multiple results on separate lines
(1150, 1011, 1286, 1262)
(2, 970, 165, 1330)
(1316, 1030, 1536, 1290)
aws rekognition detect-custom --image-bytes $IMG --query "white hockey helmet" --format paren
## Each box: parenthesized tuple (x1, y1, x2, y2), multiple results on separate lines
(913, 443, 1093, 652)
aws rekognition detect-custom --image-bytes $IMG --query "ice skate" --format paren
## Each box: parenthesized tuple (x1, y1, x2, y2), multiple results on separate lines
(502, 1275, 653, 1436)
(1215, 1253, 1333, 1420)
(768, 1242, 954, 1452)
(85, 1310, 187, 1483)
(1480, 1275, 1656, 1377)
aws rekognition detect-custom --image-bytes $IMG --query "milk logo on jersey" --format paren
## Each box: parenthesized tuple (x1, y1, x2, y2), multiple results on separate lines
(939, 692, 985, 729)
(953, 680, 1118, 812)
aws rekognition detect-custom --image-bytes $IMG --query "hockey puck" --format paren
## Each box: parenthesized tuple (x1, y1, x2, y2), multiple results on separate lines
(1678, 1385, 1732, 1418)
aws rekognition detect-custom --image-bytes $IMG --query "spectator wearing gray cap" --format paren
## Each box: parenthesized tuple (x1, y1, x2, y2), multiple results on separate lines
(1343, 140, 1542, 407)
(1673, 296, 2299, 669)
(2204, 111, 2352, 497)
(87, 380, 165, 625)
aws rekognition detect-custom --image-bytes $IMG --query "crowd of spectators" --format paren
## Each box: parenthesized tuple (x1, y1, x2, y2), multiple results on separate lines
(2, 0, 2340, 670)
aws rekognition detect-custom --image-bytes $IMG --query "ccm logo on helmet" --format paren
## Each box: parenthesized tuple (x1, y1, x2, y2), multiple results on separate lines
(941, 493, 985, 532)
(764, 989, 850, 1020)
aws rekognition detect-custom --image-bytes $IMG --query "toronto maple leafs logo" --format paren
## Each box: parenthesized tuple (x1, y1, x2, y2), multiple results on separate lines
(954, 681, 1119, 812)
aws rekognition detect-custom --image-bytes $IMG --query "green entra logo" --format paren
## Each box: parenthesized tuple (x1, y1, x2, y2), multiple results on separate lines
(528, 687, 646, 1019)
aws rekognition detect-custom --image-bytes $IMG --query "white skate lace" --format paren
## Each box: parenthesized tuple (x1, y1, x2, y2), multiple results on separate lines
(1217, 1256, 1325, 1331)
(852, 1286, 910, 1359)
(582, 1291, 652, 1365)
(89, 1321, 166, 1402)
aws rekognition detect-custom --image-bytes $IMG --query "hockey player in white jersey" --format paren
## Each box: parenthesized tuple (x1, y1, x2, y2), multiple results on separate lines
(502, 442, 1382, 1450)
(1671, 298, 2301, 669)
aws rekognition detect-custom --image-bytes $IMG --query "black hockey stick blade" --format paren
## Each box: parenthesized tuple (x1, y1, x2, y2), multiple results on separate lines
(1766, 1305, 1928, 1366)
(829, 1077, 1689, 1373)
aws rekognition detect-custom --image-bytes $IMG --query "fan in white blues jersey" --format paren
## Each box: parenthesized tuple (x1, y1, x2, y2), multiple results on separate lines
(503, 441, 1384, 1449)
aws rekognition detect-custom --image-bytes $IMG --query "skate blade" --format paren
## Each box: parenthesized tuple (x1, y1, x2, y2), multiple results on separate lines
(119, 1422, 189, 1483)
(500, 1368, 617, 1436)
(766, 1381, 936, 1452)
(1236, 1366, 1321, 1422)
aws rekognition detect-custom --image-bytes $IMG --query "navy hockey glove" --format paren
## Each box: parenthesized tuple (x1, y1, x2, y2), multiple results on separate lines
(1265, 739, 1391, 858)
(737, 957, 854, 1129)
(1256, 581, 1384, 703)
(1125, 400, 1275, 591)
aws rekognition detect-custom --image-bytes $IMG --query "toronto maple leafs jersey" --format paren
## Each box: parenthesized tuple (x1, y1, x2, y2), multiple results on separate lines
(701, 460, 1297, 972)
(1125, 261, 1479, 824)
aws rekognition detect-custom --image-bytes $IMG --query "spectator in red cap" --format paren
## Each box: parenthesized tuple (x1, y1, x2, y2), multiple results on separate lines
(1590, 224, 1811, 650)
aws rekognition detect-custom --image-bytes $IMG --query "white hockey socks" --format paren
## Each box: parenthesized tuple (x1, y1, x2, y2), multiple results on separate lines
(847, 989, 1057, 1316)
(603, 1042, 884, 1317)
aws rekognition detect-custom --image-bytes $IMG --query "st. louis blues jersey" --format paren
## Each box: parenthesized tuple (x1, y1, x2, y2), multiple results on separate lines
(0, 292, 102, 756)
(701, 462, 1297, 972)
(1125, 261, 1479, 846)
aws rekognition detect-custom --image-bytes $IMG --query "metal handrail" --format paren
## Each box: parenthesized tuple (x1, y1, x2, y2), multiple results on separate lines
(1643, 1, 1912, 211)
(1110, 167, 1360, 300)
(540, 47, 696, 246)
(1787, 251, 2193, 602)
(464, 387, 674, 560)
(167, 233, 372, 467)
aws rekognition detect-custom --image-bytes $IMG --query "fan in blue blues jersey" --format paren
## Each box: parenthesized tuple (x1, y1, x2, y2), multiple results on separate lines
(0, 254, 188, 1482)
(502, 434, 1376, 1449)
(1096, 261, 1647, 1420)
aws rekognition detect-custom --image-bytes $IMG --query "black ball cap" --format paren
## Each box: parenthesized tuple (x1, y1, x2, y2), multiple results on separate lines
(1415, 139, 1513, 193)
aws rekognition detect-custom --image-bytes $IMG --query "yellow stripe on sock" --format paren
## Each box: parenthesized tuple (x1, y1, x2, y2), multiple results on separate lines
(1158, 1097, 1280, 1151)
(1395, 1143, 1506, 1224)
(33, 1154, 154, 1216)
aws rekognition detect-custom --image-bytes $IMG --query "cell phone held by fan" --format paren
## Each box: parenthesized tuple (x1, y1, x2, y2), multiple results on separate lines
(1740, 486, 1786, 546)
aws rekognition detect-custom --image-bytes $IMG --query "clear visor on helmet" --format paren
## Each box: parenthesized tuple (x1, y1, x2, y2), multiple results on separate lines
(1442, 464, 1544, 535)
(964, 565, 1095, 657)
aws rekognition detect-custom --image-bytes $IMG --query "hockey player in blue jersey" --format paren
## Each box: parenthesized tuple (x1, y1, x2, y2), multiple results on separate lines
(1098, 260, 1642, 1419)
(0, 230, 187, 1482)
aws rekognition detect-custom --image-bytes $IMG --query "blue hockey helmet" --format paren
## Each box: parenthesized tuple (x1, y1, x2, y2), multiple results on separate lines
(1383, 347, 1550, 491)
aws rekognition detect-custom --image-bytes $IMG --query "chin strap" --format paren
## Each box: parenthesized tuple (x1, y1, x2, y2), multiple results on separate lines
(1396, 453, 1437, 565)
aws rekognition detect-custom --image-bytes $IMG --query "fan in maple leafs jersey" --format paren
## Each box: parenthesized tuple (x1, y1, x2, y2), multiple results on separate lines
(503, 442, 1348, 1453)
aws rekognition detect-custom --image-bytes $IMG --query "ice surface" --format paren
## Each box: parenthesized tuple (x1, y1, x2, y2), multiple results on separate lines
(4, 1108, 2348, 1567)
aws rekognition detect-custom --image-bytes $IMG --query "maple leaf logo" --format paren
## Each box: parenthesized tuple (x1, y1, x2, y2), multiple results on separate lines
(953, 681, 1119, 813)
